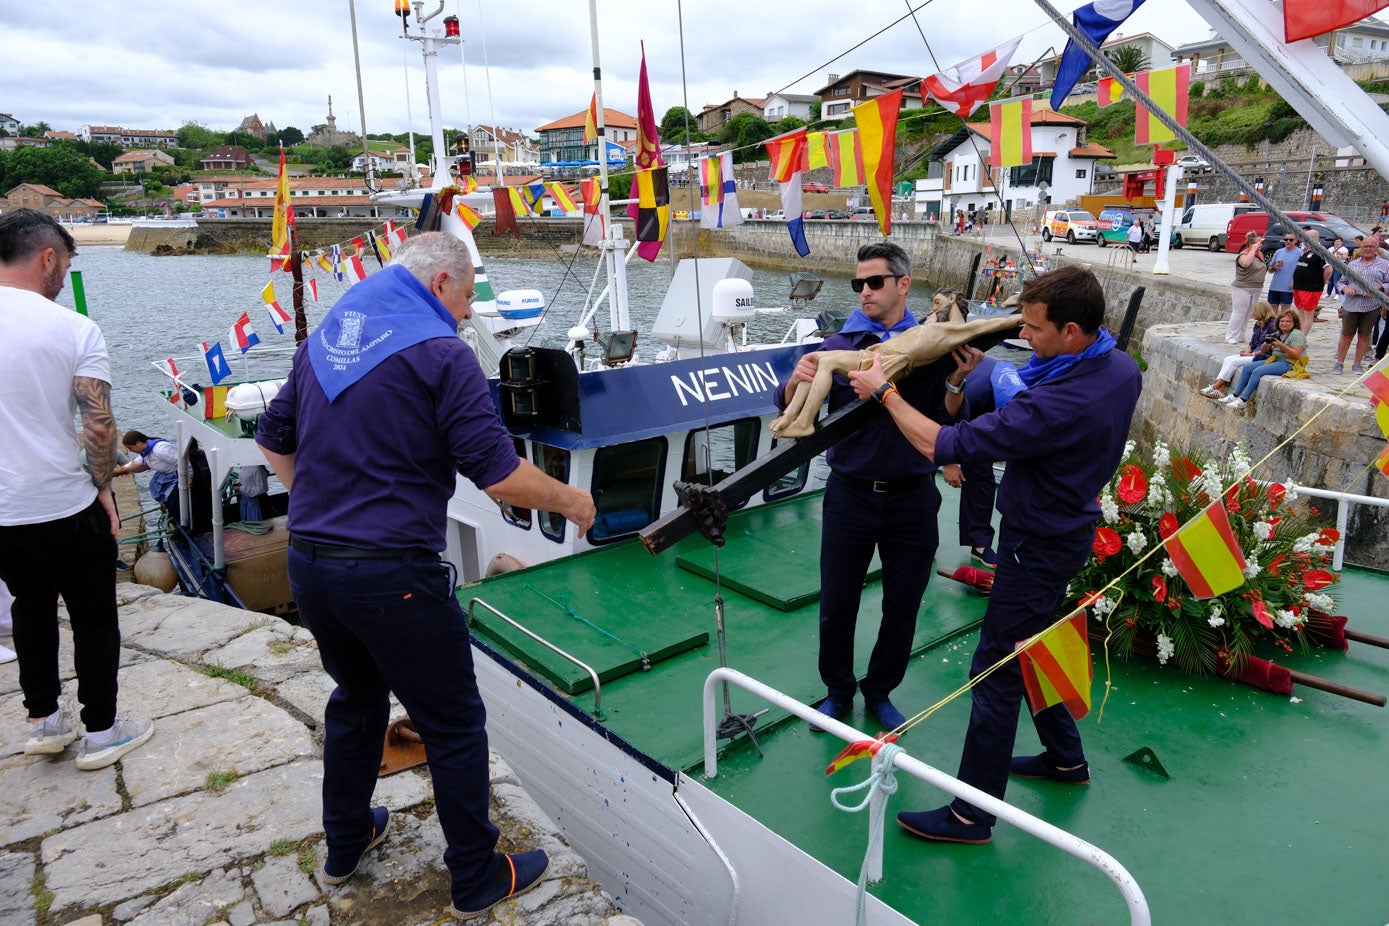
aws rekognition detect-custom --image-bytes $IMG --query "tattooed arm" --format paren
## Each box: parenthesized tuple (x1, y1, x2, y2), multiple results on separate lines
(74, 376, 121, 541)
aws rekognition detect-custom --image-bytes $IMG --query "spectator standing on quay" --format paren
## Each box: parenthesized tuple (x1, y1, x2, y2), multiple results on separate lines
(1333, 235, 1389, 375)
(0, 209, 154, 770)
(1266, 234, 1302, 308)
(1227, 231, 1268, 344)
(1291, 232, 1331, 336)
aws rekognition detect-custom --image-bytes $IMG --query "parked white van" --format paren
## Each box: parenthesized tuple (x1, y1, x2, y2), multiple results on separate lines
(1174, 202, 1257, 251)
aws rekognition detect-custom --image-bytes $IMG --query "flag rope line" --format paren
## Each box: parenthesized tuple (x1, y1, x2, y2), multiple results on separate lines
(828, 743, 903, 926)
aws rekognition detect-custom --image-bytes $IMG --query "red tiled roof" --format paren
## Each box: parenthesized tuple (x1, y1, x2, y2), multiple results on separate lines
(1069, 142, 1115, 159)
(536, 108, 637, 132)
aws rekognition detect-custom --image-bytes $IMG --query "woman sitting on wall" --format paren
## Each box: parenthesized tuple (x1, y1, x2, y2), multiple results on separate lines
(1200, 300, 1277, 399)
(1219, 309, 1306, 411)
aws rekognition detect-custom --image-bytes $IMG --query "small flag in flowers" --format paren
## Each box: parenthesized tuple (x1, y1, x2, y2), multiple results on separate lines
(824, 733, 898, 776)
(1164, 499, 1248, 599)
(1018, 611, 1093, 720)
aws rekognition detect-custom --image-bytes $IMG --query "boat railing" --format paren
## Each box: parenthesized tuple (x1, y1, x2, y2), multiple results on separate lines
(1284, 483, 1389, 572)
(466, 598, 603, 716)
(701, 667, 1151, 926)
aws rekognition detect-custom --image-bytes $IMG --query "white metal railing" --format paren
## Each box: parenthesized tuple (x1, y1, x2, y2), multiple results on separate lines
(701, 668, 1151, 926)
(467, 598, 603, 714)
(1285, 483, 1389, 571)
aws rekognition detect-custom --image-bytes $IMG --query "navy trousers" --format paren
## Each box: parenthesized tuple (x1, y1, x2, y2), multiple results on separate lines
(951, 521, 1094, 827)
(288, 548, 501, 897)
(0, 498, 120, 730)
(956, 460, 998, 549)
(818, 474, 940, 706)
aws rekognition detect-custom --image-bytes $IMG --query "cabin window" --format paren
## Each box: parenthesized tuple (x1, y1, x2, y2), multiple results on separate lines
(532, 443, 570, 542)
(682, 419, 760, 508)
(764, 438, 810, 501)
(498, 439, 532, 529)
(589, 437, 667, 543)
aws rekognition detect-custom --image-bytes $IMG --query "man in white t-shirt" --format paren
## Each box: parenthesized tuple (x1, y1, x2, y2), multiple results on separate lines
(0, 210, 153, 770)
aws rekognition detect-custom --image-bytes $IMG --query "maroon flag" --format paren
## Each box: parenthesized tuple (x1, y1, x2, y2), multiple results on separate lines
(627, 43, 665, 262)
(491, 187, 519, 239)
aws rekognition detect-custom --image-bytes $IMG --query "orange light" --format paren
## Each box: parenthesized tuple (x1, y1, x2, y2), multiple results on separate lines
(394, 0, 410, 18)
(443, 15, 460, 37)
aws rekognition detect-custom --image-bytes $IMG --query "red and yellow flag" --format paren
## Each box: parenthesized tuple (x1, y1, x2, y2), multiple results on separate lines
(627, 45, 665, 262)
(1164, 498, 1248, 599)
(457, 203, 482, 230)
(1019, 611, 1092, 719)
(824, 733, 898, 776)
(1364, 360, 1389, 404)
(1377, 443, 1389, 477)
(271, 144, 294, 259)
(634, 165, 669, 244)
(700, 156, 723, 207)
(806, 132, 830, 170)
(508, 186, 532, 217)
(546, 182, 578, 213)
(202, 385, 229, 421)
(1376, 397, 1389, 439)
(1097, 75, 1126, 107)
(853, 88, 903, 237)
(460, 174, 478, 194)
(830, 129, 864, 188)
(988, 98, 1032, 169)
(583, 92, 599, 145)
(764, 127, 808, 183)
(1135, 65, 1190, 145)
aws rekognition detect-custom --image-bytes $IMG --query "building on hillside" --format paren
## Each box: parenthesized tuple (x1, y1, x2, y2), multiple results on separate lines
(79, 124, 177, 148)
(535, 108, 637, 164)
(185, 175, 261, 205)
(112, 149, 176, 174)
(201, 146, 255, 170)
(0, 113, 19, 135)
(659, 141, 728, 179)
(1175, 15, 1389, 74)
(697, 92, 767, 135)
(306, 96, 359, 148)
(43, 130, 78, 141)
(0, 136, 50, 152)
(1041, 32, 1177, 93)
(0, 184, 102, 220)
(349, 147, 414, 173)
(468, 125, 538, 166)
(235, 114, 276, 141)
(201, 176, 383, 219)
(915, 107, 1113, 222)
(762, 92, 816, 123)
(3, 183, 64, 212)
(814, 70, 924, 119)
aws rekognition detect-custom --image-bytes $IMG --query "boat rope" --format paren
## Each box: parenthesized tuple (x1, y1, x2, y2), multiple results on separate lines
(523, 583, 649, 670)
(829, 742, 903, 926)
(227, 521, 273, 535)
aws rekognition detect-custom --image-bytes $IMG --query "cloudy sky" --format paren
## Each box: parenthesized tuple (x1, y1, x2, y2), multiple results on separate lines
(1, 0, 1215, 140)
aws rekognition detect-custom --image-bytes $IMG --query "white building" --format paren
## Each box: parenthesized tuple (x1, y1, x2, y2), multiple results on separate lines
(0, 113, 20, 135)
(762, 92, 816, 123)
(914, 107, 1113, 221)
(1041, 32, 1178, 91)
(349, 147, 414, 173)
(1175, 16, 1389, 74)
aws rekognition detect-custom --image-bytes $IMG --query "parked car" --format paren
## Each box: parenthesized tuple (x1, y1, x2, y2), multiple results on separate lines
(1041, 208, 1099, 244)
(1095, 206, 1178, 247)
(765, 210, 785, 221)
(1174, 202, 1257, 251)
(1223, 211, 1327, 253)
(802, 181, 830, 194)
(1177, 154, 1210, 170)
(826, 210, 851, 220)
(1258, 216, 1370, 260)
(802, 209, 829, 220)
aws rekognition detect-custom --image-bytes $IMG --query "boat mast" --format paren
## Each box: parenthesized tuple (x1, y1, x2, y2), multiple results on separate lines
(588, 0, 631, 334)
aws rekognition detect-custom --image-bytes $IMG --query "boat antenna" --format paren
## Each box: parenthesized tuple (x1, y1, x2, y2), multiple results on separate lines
(348, 0, 378, 193)
(401, 41, 420, 185)
(472, 0, 505, 189)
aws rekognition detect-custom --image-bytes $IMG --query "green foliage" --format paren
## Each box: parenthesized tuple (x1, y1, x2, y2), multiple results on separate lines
(1105, 45, 1149, 74)
(86, 141, 124, 170)
(660, 106, 701, 143)
(5, 143, 107, 198)
(724, 112, 775, 162)
(280, 126, 305, 146)
(776, 115, 807, 132)
(810, 100, 822, 121)
(32, 868, 53, 920)
(205, 769, 242, 791)
(177, 122, 222, 150)
(298, 848, 317, 876)
(197, 663, 262, 693)
(1190, 80, 1205, 99)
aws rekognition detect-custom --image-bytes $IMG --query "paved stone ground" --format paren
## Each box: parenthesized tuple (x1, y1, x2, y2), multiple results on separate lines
(0, 585, 640, 926)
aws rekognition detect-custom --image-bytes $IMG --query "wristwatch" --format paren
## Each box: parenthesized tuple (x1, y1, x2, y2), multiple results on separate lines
(871, 382, 897, 404)
(944, 377, 966, 395)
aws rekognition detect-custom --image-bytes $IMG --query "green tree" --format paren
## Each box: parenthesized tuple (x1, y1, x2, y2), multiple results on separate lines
(7, 145, 107, 198)
(724, 112, 775, 163)
(1103, 45, 1149, 76)
(660, 106, 700, 143)
(86, 141, 124, 170)
(176, 122, 222, 150)
(279, 126, 305, 146)
(776, 115, 807, 132)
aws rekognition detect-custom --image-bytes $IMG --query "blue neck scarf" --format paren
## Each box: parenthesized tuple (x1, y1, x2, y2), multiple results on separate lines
(308, 264, 459, 402)
(838, 307, 918, 342)
(1017, 327, 1116, 388)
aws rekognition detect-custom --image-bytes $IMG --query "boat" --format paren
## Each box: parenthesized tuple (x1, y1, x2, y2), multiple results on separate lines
(143, 1, 1389, 923)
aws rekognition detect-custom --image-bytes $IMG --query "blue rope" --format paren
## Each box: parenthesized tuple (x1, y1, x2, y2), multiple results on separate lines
(524, 583, 650, 669)
(829, 743, 903, 926)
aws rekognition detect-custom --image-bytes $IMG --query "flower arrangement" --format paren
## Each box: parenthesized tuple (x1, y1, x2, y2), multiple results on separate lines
(1064, 441, 1341, 675)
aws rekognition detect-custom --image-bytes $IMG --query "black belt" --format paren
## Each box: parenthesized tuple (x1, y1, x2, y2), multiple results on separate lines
(289, 536, 437, 562)
(832, 472, 933, 494)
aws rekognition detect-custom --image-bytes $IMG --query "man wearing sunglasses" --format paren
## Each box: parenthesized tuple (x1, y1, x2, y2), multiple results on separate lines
(775, 242, 957, 734)
(1266, 235, 1303, 308)
(848, 265, 1141, 845)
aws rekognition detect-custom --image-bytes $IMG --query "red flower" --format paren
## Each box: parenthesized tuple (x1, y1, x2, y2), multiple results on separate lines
(1226, 497, 1241, 513)
(1117, 465, 1148, 505)
(1303, 570, 1334, 591)
(1318, 528, 1340, 545)
(1079, 590, 1102, 608)
(1172, 456, 1202, 482)
(1093, 527, 1122, 558)
(1158, 512, 1180, 540)
(1251, 598, 1274, 629)
(1266, 515, 1281, 538)
(1267, 553, 1286, 578)
(1266, 483, 1286, 508)
(1152, 574, 1167, 603)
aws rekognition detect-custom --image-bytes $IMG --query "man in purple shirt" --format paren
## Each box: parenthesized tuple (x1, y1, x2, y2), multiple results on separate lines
(257, 233, 594, 918)
(849, 265, 1141, 845)
(775, 242, 959, 733)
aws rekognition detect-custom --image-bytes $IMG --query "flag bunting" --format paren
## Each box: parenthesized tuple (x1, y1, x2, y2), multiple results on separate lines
(1018, 611, 1093, 720)
(854, 88, 903, 236)
(1164, 499, 1249, 599)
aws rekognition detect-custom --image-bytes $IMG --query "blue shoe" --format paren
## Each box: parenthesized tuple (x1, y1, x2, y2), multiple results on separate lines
(320, 806, 390, 885)
(1010, 753, 1090, 784)
(451, 849, 550, 920)
(897, 806, 992, 844)
(867, 699, 907, 730)
(970, 546, 998, 569)
(809, 696, 851, 733)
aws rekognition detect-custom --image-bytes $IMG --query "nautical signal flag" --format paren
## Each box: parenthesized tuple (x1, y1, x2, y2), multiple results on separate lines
(700, 151, 743, 230)
(1376, 397, 1389, 439)
(854, 88, 903, 237)
(520, 182, 546, 215)
(1050, 0, 1147, 109)
(307, 278, 319, 303)
(508, 186, 532, 217)
(345, 253, 368, 285)
(921, 36, 1022, 117)
(330, 243, 344, 281)
(160, 358, 183, 403)
(779, 179, 810, 257)
(200, 341, 232, 385)
(1097, 75, 1126, 107)
(579, 176, 607, 246)
(264, 290, 291, 334)
(230, 312, 261, 354)
(989, 98, 1033, 169)
(315, 251, 333, 274)
(764, 128, 808, 183)
(1363, 359, 1389, 405)
(1164, 498, 1248, 599)
(583, 92, 599, 145)
(1018, 611, 1093, 720)
(547, 182, 578, 213)
(202, 384, 229, 420)
(457, 203, 482, 230)
(824, 733, 899, 776)
(1135, 65, 1190, 145)
(460, 174, 479, 194)
(492, 186, 519, 239)
(829, 129, 864, 188)
(1285, 0, 1389, 43)
(634, 165, 670, 245)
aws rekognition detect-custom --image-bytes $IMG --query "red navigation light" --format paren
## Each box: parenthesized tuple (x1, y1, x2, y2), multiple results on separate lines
(443, 15, 460, 37)
(394, 0, 410, 19)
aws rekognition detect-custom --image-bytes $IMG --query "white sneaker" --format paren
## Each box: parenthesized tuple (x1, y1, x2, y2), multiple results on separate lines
(75, 717, 154, 771)
(1227, 397, 1247, 410)
(25, 713, 78, 755)
(1217, 394, 1235, 405)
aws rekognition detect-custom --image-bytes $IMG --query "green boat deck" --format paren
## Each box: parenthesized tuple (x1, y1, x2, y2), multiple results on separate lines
(464, 485, 1389, 925)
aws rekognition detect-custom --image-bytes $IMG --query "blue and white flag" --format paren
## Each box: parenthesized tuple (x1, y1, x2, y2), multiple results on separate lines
(1049, 0, 1147, 110)
(330, 243, 344, 282)
(200, 340, 232, 385)
(779, 179, 810, 258)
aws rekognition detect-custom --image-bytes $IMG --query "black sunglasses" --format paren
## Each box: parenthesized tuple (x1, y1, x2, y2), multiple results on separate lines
(850, 273, 903, 293)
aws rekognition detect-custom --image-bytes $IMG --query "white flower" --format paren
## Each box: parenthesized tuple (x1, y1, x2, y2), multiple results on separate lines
(1091, 595, 1117, 616)
(1252, 521, 1273, 541)
(1207, 603, 1226, 628)
(1147, 473, 1170, 508)
(1274, 609, 1300, 629)
(1242, 557, 1261, 579)
(1161, 557, 1179, 577)
(1227, 444, 1253, 481)
(1285, 486, 1299, 503)
(1123, 440, 1136, 459)
(1156, 633, 1175, 665)
(1099, 493, 1120, 524)
(1304, 592, 1334, 612)
(1153, 441, 1171, 470)
(1126, 530, 1148, 554)
(1292, 532, 1320, 554)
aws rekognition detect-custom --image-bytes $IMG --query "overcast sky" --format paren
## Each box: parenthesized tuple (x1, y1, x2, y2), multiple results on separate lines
(1, 1, 1216, 140)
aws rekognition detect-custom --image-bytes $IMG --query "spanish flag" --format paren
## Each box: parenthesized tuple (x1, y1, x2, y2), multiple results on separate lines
(583, 92, 599, 145)
(1096, 75, 1125, 107)
(270, 144, 294, 260)
(1135, 65, 1190, 145)
(988, 97, 1032, 169)
(764, 127, 808, 183)
(806, 132, 830, 170)
(457, 203, 482, 230)
(546, 182, 578, 213)
(634, 165, 669, 244)
(1363, 359, 1389, 405)
(1018, 611, 1092, 720)
(1377, 443, 1389, 477)
(830, 129, 864, 188)
(1164, 498, 1248, 599)
(853, 88, 903, 237)
(824, 733, 898, 776)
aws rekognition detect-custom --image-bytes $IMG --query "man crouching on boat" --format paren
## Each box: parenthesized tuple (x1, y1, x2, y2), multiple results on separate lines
(255, 232, 595, 918)
(848, 265, 1140, 845)
(776, 241, 959, 733)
